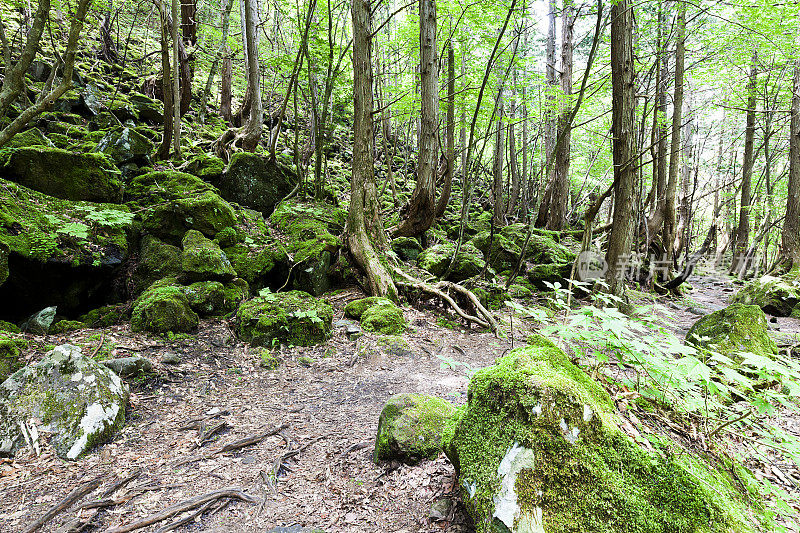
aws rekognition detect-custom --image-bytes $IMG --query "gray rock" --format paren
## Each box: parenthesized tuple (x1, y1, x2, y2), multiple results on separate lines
(22, 306, 57, 335)
(345, 324, 363, 340)
(430, 498, 452, 521)
(93, 127, 153, 167)
(0, 345, 128, 460)
(161, 352, 181, 365)
(217, 153, 297, 216)
(102, 356, 153, 379)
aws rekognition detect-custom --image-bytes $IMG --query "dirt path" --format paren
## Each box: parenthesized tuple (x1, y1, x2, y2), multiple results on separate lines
(0, 288, 510, 532)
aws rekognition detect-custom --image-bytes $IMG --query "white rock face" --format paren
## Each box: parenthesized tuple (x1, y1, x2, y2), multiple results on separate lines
(493, 443, 545, 533)
(0, 344, 129, 460)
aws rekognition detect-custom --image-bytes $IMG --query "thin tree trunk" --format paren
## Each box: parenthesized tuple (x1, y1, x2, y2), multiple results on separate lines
(605, 0, 636, 298)
(732, 52, 758, 276)
(777, 59, 800, 272)
(171, 0, 182, 157)
(220, 47, 233, 124)
(435, 40, 455, 218)
(536, 0, 558, 226)
(157, 1, 174, 160)
(199, 0, 234, 124)
(394, 0, 438, 237)
(492, 83, 505, 225)
(239, 0, 264, 151)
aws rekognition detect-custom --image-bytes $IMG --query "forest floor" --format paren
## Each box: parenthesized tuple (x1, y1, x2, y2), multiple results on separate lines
(0, 278, 799, 532)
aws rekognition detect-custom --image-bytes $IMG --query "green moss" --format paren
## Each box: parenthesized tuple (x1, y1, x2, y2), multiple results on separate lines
(184, 153, 225, 181)
(361, 303, 406, 335)
(78, 305, 126, 328)
(686, 304, 777, 358)
(236, 290, 333, 347)
(51, 320, 85, 334)
(223, 242, 288, 290)
(527, 262, 572, 290)
(132, 235, 182, 294)
(7, 128, 52, 148)
(0, 320, 20, 333)
(374, 393, 458, 464)
(731, 275, 800, 317)
(445, 336, 762, 533)
(182, 281, 226, 316)
(214, 226, 242, 248)
(391, 237, 424, 262)
(0, 333, 26, 382)
(418, 242, 485, 282)
(344, 297, 395, 319)
(259, 349, 280, 369)
(180, 229, 237, 281)
(131, 279, 199, 333)
(0, 146, 123, 203)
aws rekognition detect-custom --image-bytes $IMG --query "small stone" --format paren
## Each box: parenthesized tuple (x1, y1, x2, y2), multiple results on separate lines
(346, 324, 363, 340)
(429, 498, 452, 521)
(102, 356, 153, 379)
(22, 306, 57, 335)
(161, 352, 181, 365)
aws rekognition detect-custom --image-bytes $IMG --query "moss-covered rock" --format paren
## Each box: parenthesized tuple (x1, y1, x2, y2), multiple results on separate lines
(269, 200, 345, 295)
(344, 296, 395, 319)
(6, 128, 53, 148)
(527, 262, 573, 290)
(471, 232, 521, 272)
(0, 243, 7, 286)
(236, 290, 333, 347)
(443, 336, 762, 533)
(132, 235, 183, 295)
(731, 275, 800, 317)
(417, 242, 485, 282)
(0, 333, 26, 383)
(0, 344, 128, 460)
(182, 281, 227, 316)
(0, 320, 20, 333)
(183, 153, 225, 182)
(92, 127, 153, 167)
(686, 304, 777, 358)
(131, 280, 199, 333)
(180, 229, 237, 282)
(217, 153, 297, 216)
(51, 320, 85, 334)
(0, 147, 123, 203)
(344, 297, 406, 335)
(391, 237, 424, 262)
(78, 304, 126, 328)
(125, 171, 237, 244)
(374, 393, 457, 464)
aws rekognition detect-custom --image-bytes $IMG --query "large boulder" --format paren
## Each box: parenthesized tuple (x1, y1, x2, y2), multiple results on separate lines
(344, 297, 406, 335)
(216, 153, 297, 216)
(0, 344, 128, 460)
(6, 128, 53, 148)
(0, 147, 123, 203)
(0, 179, 133, 318)
(180, 230, 237, 282)
(418, 242, 485, 282)
(374, 393, 457, 464)
(132, 235, 183, 295)
(686, 303, 777, 358)
(125, 171, 237, 244)
(236, 290, 333, 347)
(131, 280, 199, 333)
(93, 127, 153, 167)
(443, 336, 762, 532)
(269, 200, 345, 296)
(731, 275, 800, 317)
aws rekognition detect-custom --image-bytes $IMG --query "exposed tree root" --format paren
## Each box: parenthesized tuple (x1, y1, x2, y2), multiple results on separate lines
(392, 267, 498, 332)
(211, 127, 258, 163)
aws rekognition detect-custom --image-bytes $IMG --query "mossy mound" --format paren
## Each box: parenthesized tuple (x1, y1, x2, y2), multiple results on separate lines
(217, 152, 297, 216)
(391, 237, 424, 262)
(236, 290, 333, 347)
(731, 275, 800, 317)
(78, 304, 126, 328)
(183, 153, 226, 182)
(92, 127, 153, 167)
(125, 171, 236, 244)
(344, 297, 396, 319)
(686, 304, 777, 358)
(374, 393, 457, 464)
(418, 242, 485, 282)
(527, 262, 573, 290)
(0, 146, 123, 203)
(7, 128, 53, 148)
(132, 235, 183, 295)
(269, 200, 345, 296)
(180, 230, 237, 282)
(0, 344, 128, 460)
(181, 279, 246, 316)
(345, 297, 406, 335)
(443, 336, 762, 533)
(131, 280, 199, 334)
(51, 320, 86, 334)
(0, 333, 26, 383)
(0, 243, 7, 286)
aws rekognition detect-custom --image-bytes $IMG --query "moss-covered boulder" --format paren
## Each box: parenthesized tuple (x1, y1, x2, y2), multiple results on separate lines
(181, 280, 245, 316)
(93, 127, 153, 167)
(269, 200, 345, 296)
(128, 92, 164, 124)
(236, 290, 333, 347)
(345, 297, 406, 335)
(391, 237, 424, 262)
(374, 393, 457, 464)
(443, 336, 762, 532)
(78, 304, 126, 328)
(7, 128, 53, 148)
(686, 304, 777, 358)
(132, 235, 183, 295)
(131, 280, 199, 333)
(418, 242, 485, 282)
(0, 333, 26, 383)
(0, 147, 123, 203)
(125, 171, 237, 244)
(180, 230, 237, 282)
(51, 320, 85, 334)
(527, 262, 573, 290)
(183, 153, 225, 182)
(216, 153, 297, 216)
(0, 344, 128, 460)
(0, 243, 7, 286)
(731, 275, 800, 317)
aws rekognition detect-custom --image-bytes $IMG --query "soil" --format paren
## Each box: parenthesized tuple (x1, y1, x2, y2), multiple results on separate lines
(1, 277, 798, 532)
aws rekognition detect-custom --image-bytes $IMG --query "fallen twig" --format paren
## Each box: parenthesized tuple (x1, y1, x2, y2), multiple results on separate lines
(23, 474, 104, 533)
(105, 487, 258, 533)
(174, 423, 289, 467)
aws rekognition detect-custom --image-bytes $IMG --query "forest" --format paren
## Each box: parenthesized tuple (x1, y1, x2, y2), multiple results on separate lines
(0, 0, 799, 531)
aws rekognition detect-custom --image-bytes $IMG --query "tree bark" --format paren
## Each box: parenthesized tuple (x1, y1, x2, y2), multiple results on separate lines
(777, 59, 800, 272)
(220, 47, 233, 124)
(157, 1, 174, 160)
(605, 0, 636, 298)
(435, 40, 455, 218)
(199, 0, 234, 124)
(536, 0, 558, 226)
(491, 82, 505, 225)
(394, 0, 438, 237)
(347, 0, 397, 299)
(239, 0, 263, 151)
(171, 0, 182, 157)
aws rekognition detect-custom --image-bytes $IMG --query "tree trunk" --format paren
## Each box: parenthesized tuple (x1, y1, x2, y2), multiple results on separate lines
(435, 40, 455, 218)
(180, 0, 197, 45)
(777, 59, 800, 272)
(605, 0, 637, 298)
(100, 0, 119, 64)
(171, 0, 182, 157)
(157, 2, 174, 161)
(347, 0, 397, 299)
(238, 0, 263, 151)
(199, 0, 234, 124)
(220, 47, 233, 124)
(492, 84, 505, 225)
(731, 52, 758, 276)
(394, 0, 438, 237)
(536, 0, 558, 226)
(507, 69, 520, 215)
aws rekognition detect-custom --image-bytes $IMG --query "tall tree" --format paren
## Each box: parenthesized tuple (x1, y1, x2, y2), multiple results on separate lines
(777, 59, 800, 272)
(435, 40, 455, 217)
(170, 0, 182, 157)
(394, 0, 439, 237)
(347, 0, 397, 298)
(239, 0, 264, 151)
(605, 0, 636, 298)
